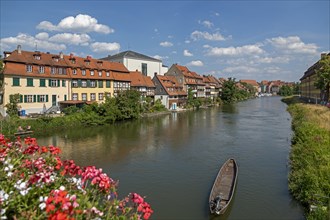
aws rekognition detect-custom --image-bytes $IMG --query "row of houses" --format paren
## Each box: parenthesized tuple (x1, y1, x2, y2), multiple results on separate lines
(0, 45, 296, 116)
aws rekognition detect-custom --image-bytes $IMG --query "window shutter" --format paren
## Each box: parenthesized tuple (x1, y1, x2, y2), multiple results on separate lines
(78, 79, 82, 87)
(46, 95, 49, 102)
(87, 80, 91, 87)
(57, 80, 60, 87)
(24, 95, 27, 103)
(62, 80, 66, 87)
(64, 95, 67, 101)
(49, 79, 51, 86)
(33, 95, 37, 102)
(37, 95, 40, 102)
(19, 95, 23, 103)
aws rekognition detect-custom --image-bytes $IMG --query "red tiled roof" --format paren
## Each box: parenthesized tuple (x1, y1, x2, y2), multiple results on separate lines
(240, 79, 259, 87)
(129, 71, 155, 88)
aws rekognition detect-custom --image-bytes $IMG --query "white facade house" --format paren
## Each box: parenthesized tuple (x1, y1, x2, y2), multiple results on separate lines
(101, 51, 166, 78)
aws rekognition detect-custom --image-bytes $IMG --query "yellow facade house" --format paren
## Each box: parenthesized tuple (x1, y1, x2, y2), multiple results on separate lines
(0, 45, 131, 116)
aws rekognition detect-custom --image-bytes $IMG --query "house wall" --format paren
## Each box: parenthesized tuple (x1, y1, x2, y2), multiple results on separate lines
(300, 75, 321, 102)
(1, 76, 70, 115)
(124, 58, 162, 78)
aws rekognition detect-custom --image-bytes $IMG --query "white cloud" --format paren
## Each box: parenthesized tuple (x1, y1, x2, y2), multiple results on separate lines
(185, 40, 191, 44)
(198, 20, 214, 28)
(206, 44, 264, 56)
(187, 60, 204, 67)
(267, 36, 318, 54)
(183, 49, 193, 57)
(35, 32, 49, 40)
(90, 42, 120, 53)
(49, 33, 91, 46)
(223, 66, 258, 74)
(160, 41, 173, 47)
(37, 14, 114, 34)
(0, 33, 66, 51)
(191, 31, 225, 41)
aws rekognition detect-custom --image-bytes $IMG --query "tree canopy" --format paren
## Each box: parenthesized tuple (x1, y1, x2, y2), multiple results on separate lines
(314, 55, 330, 102)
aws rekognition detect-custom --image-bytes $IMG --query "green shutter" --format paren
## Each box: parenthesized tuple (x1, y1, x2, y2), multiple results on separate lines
(87, 80, 91, 87)
(62, 80, 66, 87)
(106, 80, 110, 88)
(78, 79, 82, 87)
(24, 95, 27, 103)
(57, 80, 60, 87)
(49, 79, 51, 86)
(46, 95, 49, 102)
(98, 80, 103, 88)
(19, 95, 23, 103)
(33, 95, 37, 102)
(13, 77, 20, 86)
(37, 95, 40, 102)
(64, 95, 67, 101)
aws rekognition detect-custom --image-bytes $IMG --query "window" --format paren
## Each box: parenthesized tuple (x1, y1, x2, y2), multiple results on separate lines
(142, 63, 147, 76)
(90, 70, 94, 76)
(13, 77, 20, 86)
(82, 93, 87, 101)
(39, 66, 45, 73)
(72, 93, 78, 101)
(39, 79, 46, 87)
(72, 80, 78, 88)
(82, 70, 86, 76)
(71, 59, 76, 64)
(58, 68, 63, 74)
(24, 95, 35, 103)
(106, 80, 111, 88)
(90, 93, 96, 101)
(27, 78, 33, 87)
(37, 95, 48, 103)
(106, 72, 110, 77)
(26, 65, 33, 72)
(90, 80, 96, 88)
(98, 71, 102, 77)
(62, 80, 66, 87)
(98, 80, 103, 88)
(81, 80, 87, 87)
(49, 79, 60, 87)
(34, 55, 41, 60)
(105, 92, 111, 98)
(73, 69, 77, 75)
(98, 93, 104, 101)
(51, 67, 56, 74)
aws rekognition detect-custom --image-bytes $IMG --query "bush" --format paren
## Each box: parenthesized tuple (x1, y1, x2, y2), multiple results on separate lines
(0, 135, 153, 219)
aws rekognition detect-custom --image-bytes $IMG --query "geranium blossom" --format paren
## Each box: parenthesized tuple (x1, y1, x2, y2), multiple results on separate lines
(0, 135, 153, 219)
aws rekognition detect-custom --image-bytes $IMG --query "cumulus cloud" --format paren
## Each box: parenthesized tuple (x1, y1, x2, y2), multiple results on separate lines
(0, 33, 66, 51)
(206, 44, 264, 56)
(198, 20, 214, 28)
(267, 36, 318, 54)
(160, 41, 173, 47)
(37, 14, 114, 34)
(191, 31, 225, 41)
(90, 42, 120, 53)
(35, 32, 49, 40)
(153, 55, 168, 60)
(183, 49, 193, 57)
(49, 33, 91, 46)
(187, 60, 204, 67)
(223, 66, 258, 73)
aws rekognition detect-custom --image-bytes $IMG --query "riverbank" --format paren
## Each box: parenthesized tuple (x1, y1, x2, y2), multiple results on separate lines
(282, 96, 330, 219)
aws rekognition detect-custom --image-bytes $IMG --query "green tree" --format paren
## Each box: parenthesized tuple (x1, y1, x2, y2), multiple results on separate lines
(5, 93, 21, 117)
(314, 55, 330, 102)
(279, 85, 293, 96)
(116, 90, 141, 120)
(221, 78, 238, 103)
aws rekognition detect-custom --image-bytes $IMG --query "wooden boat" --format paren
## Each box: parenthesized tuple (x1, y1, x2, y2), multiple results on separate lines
(14, 130, 33, 136)
(209, 158, 238, 215)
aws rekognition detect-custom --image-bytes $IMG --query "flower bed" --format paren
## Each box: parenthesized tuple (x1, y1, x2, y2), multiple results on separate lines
(0, 135, 153, 219)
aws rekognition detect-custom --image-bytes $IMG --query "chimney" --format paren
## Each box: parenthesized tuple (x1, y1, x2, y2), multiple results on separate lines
(60, 52, 63, 59)
(87, 55, 92, 60)
(70, 53, 74, 59)
(17, 45, 22, 54)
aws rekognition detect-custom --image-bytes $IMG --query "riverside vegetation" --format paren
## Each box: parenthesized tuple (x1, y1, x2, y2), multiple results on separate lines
(282, 96, 330, 220)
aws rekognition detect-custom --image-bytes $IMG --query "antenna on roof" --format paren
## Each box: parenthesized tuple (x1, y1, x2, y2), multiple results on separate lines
(35, 42, 38, 51)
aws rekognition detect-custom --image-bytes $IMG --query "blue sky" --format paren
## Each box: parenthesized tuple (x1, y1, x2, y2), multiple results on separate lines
(1, 1, 329, 82)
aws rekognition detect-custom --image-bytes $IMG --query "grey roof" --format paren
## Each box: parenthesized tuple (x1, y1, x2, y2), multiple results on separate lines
(101, 50, 161, 62)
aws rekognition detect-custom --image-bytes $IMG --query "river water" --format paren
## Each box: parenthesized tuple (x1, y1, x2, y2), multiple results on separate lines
(36, 96, 305, 220)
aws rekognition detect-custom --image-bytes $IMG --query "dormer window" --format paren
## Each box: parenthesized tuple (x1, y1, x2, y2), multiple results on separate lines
(97, 61, 103, 66)
(71, 59, 76, 64)
(34, 55, 41, 60)
(53, 56, 59, 62)
(106, 71, 110, 77)
(90, 70, 94, 76)
(26, 65, 33, 72)
(72, 69, 77, 75)
(82, 69, 86, 76)
(98, 71, 102, 77)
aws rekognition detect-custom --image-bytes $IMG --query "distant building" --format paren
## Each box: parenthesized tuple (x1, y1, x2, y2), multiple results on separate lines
(101, 50, 166, 78)
(129, 70, 155, 99)
(300, 53, 330, 103)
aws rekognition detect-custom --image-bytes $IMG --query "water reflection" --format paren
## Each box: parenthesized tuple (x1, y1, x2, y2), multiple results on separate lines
(36, 97, 304, 220)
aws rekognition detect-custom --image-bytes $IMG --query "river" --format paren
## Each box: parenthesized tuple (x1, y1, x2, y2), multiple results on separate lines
(36, 96, 305, 220)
